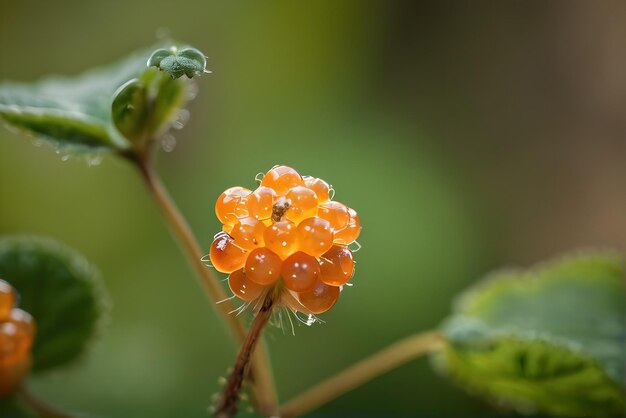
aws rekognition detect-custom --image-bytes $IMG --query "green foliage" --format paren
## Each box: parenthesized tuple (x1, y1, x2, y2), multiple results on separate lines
(0, 236, 108, 373)
(434, 252, 626, 417)
(0, 49, 152, 152)
(0, 45, 202, 155)
(148, 47, 208, 79)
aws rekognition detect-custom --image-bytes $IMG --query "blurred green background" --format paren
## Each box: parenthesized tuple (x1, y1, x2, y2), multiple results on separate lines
(1, 1, 625, 417)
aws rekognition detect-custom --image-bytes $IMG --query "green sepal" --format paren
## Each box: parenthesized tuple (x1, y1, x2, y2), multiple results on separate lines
(111, 79, 149, 143)
(110, 67, 186, 149)
(147, 47, 208, 79)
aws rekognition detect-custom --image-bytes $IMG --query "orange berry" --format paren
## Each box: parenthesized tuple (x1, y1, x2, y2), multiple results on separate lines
(281, 252, 320, 292)
(0, 354, 31, 397)
(209, 234, 248, 273)
(297, 280, 340, 314)
(6, 309, 35, 342)
(0, 280, 14, 322)
(245, 248, 282, 285)
(263, 221, 298, 259)
(0, 309, 35, 366)
(228, 269, 265, 302)
(215, 186, 251, 226)
(334, 208, 361, 245)
(285, 186, 318, 224)
(320, 245, 354, 286)
(230, 217, 266, 250)
(297, 217, 334, 257)
(317, 201, 350, 231)
(260, 165, 303, 196)
(304, 177, 330, 203)
(246, 186, 276, 220)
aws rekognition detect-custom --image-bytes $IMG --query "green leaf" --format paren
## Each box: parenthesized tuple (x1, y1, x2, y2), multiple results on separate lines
(433, 252, 626, 417)
(148, 46, 208, 79)
(0, 48, 154, 152)
(0, 106, 113, 149)
(0, 236, 108, 373)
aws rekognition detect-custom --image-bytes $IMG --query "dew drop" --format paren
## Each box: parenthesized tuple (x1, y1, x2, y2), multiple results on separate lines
(86, 153, 103, 167)
(185, 81, 199, 100)
(161, 135, 177, 152)
(177, 109, 190, 124)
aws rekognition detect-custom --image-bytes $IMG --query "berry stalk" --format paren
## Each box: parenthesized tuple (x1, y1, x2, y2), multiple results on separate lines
(278, 331, 444, 418)
(215, 289, 276, 418)
(134, 159, 277, 414)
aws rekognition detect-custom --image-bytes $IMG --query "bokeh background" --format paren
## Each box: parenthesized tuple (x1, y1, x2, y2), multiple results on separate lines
(1, 1, 625, 417)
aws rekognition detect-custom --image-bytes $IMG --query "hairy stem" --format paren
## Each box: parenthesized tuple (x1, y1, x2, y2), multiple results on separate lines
(215, 291, 275, 418)
(135, 159, 277, 414)
(18, 385, 74, 418)
(279, 331, 444, 418)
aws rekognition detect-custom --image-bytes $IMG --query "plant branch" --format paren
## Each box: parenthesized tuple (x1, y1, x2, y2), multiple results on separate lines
(215, 290, 275, 418)
(18, 385, 74, 418)
(134, 158, 277, 414)
(279, 330, 444, 418)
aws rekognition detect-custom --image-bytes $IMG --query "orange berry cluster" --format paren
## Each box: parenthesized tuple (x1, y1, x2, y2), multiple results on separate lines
(0, 279, 36, 397)
(210, 165, 360, 314)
